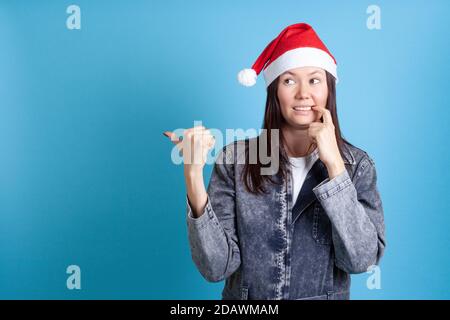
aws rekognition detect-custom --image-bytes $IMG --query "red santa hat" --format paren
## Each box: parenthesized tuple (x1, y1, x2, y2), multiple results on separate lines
(237, 23, 338, 87)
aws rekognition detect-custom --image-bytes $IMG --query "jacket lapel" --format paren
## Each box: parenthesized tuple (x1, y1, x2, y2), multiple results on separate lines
(290, 159, 329, 225)
(288, 142, 355, 225)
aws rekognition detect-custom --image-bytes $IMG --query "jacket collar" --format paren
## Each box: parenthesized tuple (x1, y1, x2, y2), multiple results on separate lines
(291, 159, 328, 225)
(289, 143, 354, 225)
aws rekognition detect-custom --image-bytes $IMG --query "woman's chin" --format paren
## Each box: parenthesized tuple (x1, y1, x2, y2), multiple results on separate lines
(292, 118, 315, 127)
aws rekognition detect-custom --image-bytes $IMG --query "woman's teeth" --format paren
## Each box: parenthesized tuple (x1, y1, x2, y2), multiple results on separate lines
(293, 106, 312, 111)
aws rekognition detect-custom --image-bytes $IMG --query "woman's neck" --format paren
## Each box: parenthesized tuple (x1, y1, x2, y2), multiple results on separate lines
(282, 125, 315, 157)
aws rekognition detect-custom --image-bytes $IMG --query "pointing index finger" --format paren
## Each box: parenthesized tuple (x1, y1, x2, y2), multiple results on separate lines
(163, 131, 182, 144)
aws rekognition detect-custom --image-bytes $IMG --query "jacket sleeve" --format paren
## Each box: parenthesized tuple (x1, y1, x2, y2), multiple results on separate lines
(312, 155, 386, 274)
(186, 147, 241, 282)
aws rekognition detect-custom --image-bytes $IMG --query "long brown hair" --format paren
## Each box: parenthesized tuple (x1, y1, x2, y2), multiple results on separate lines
(241, 71, 351, 195)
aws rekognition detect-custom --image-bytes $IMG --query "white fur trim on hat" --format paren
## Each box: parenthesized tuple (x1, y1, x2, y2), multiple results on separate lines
(263, 47, 338, 87)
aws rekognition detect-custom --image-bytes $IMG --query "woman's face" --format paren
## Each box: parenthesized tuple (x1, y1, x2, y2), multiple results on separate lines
(277, 66, 328, 128)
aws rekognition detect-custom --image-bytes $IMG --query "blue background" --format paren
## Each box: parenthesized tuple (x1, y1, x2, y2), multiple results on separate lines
(0, 0, 449, 299)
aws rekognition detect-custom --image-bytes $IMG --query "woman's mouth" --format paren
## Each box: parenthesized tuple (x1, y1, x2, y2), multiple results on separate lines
(293, 106, 313, 115)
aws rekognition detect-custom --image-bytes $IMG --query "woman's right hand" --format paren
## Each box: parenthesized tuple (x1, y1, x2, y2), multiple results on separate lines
(163, 125, 215, 218)
(163, 125, 215, 176)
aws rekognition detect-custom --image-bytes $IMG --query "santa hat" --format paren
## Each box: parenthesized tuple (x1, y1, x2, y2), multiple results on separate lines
(237, 23, 338, 87)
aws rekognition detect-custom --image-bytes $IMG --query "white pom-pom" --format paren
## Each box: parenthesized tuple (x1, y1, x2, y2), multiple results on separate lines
(237, 68, 257, 87)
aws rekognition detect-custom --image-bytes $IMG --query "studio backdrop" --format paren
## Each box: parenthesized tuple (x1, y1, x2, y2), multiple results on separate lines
(0, 0, 449, 299)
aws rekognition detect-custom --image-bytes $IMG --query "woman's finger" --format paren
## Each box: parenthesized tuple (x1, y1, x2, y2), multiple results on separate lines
(312, 106, 332, 125)
(163, 131, 182, 145)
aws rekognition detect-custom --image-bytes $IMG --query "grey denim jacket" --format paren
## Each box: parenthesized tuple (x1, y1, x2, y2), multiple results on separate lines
(186, 138, 386, 300)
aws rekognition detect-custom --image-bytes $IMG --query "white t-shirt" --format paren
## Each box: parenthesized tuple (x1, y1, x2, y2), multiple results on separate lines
(289, 147, 320, 205)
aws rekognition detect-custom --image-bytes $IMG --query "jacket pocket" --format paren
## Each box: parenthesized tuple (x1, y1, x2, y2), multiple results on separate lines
(312, 202, 332, 245)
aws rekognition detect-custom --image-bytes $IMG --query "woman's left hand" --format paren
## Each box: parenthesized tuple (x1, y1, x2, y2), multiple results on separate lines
(308, 105, 346, 179)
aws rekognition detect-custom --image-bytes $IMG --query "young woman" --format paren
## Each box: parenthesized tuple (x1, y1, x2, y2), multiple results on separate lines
(164, 23, 385, 300)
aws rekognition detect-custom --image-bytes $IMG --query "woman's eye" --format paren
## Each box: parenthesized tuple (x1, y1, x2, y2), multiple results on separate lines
(310, 78, 320, 84)
(284, 78, 295, 85)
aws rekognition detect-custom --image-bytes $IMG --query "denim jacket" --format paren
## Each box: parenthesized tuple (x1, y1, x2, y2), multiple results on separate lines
(186, 138, 386, 300)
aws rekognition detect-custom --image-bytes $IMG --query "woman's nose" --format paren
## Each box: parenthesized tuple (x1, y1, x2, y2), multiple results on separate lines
(295, 82, 310, 99)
